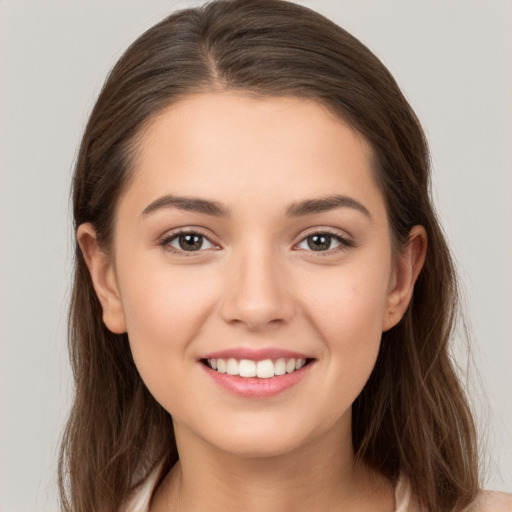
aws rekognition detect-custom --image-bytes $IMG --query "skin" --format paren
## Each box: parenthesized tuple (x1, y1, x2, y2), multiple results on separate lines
(79, 92, 427, 512)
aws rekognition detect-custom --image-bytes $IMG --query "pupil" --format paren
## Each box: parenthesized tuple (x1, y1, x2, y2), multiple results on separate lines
(179, 234, 202, 251)
(308, 234, 331, 251)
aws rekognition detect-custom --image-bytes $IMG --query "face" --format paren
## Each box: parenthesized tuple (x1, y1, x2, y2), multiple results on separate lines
(81, 92, 419, 459)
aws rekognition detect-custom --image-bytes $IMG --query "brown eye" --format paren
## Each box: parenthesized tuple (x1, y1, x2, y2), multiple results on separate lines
(162, 231, 216, 253)
(296, 232, 352, 253)
(307, 234, 332, 251)
(178, 234, 204, 251)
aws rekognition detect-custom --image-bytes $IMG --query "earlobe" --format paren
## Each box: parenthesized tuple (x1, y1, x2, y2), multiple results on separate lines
(77, 223, 127, 334)
(382, 225, 427, 332)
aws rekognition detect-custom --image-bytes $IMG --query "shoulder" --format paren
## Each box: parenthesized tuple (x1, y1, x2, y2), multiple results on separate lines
(123, 466, 162, 512)
(465, 490, 512, 512)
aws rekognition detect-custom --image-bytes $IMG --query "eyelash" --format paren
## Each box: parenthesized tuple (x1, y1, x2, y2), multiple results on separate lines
(295, 230, 354, 255)
(158, 229, 354, 256)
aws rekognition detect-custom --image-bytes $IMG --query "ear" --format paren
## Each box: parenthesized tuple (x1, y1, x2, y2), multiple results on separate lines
(382, 225, 427, 332)
(77, 223, 127, 334)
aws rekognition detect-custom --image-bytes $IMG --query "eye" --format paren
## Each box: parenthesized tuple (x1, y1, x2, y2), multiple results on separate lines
(296, 232, 352, 252)
(161, 231, 217, 253)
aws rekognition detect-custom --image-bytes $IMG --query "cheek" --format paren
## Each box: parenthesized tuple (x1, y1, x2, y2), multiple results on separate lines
(116, 258, 219, 387)
(301, 262, 389, 342)
(297, 260, 390, 397)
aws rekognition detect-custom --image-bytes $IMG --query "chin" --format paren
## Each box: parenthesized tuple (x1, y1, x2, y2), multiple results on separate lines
(212, 434, 305, 459)
(193, 415, 325, 460)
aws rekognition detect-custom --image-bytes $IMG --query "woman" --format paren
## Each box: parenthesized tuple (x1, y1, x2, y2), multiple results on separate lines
(58, 1, 512, 511)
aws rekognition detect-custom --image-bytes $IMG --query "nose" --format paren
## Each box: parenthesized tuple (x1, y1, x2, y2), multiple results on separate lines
(219, 245, 295, 331)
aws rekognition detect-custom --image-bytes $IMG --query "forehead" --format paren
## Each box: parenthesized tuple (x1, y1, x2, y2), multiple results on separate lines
(121, 92, 385, 221)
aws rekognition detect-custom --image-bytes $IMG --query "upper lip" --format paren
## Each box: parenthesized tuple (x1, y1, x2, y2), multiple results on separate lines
(200, 347, 313, 361)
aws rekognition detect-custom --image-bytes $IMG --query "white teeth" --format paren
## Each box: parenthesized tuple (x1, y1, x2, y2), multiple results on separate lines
(226, 358, 239, 375)
(274, 358, 286, 376)
(256, 359, 275, 379)
(206, 357, 307, 378)
(217, 359, 227, 373)
(239, 359, 256, 377)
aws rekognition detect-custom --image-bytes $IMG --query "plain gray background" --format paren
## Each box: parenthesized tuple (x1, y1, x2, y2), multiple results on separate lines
(0, 1, 511, 510)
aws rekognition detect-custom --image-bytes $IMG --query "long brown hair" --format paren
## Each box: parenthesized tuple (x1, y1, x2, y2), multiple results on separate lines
(59, 1, 479, 510)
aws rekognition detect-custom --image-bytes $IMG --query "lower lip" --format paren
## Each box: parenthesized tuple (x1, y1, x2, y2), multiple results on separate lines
(200, 362, 313, 398)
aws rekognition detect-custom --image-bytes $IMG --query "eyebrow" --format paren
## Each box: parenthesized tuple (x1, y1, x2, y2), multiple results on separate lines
(142, 195, 230, 217)
(286, 194, 371, 219)
(141, 193, 370, 219)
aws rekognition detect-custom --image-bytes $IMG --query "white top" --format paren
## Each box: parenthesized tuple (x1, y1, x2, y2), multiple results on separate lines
(124, 469, 419, 512)
(123, 468, 511, 512)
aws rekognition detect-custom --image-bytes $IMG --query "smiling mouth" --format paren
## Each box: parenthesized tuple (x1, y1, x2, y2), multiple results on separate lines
(202, 357, 313, 379)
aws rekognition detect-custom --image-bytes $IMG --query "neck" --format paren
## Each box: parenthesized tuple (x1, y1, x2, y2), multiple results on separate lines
(150, 417, 395, 512)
